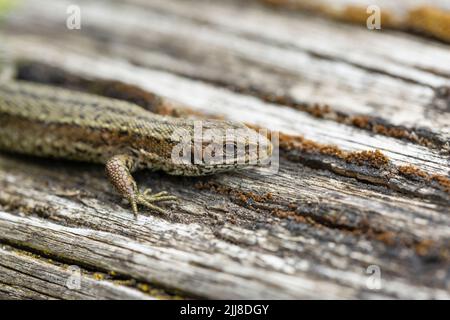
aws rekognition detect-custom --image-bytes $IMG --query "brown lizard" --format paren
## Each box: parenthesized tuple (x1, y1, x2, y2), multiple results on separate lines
(0, 80, 273, 216)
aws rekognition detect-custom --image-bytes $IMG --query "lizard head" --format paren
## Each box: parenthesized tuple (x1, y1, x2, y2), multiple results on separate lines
(143, 119, 273, 176)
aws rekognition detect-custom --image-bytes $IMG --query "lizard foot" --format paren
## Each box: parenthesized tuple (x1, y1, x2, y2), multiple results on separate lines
(130, 189, 178, 217)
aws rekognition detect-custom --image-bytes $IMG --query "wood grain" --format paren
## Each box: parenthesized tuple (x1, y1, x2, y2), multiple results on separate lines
(0, 0, 449, 299)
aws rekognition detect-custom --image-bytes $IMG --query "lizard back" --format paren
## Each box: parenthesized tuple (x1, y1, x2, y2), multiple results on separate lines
(0, 81, 191, 164)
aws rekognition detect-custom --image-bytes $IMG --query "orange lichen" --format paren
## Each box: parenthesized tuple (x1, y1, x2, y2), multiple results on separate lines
(351, 115, 370, 129)
(194, 181, 273, 204)
(309, 104, 333, 118)
(279, 132, 345, 158)
(372, 231, 396, 246)
(350, 117, 434, 147)
(431, 174, 450, 194)
(279, 132, 390, 169)
(344, 150, 390, 169)
(373, 125, 406, 139)
(263, 1, 450, 44)
(414, 239, 436, 257)
(408, 6, 450, 43)
(398, 165, 429, 179)
(398, 165, 450, 195)
(278, 132, 450, 195)
(248, 87, 436, 149)
(289, 103, 435, 148)
(341, 5, 395, 26)
(271, 209, 323, 226)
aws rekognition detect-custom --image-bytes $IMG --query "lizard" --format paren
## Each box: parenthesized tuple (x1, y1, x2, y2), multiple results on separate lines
(0, 72, 273, 216)
(0, 4, 264, 217)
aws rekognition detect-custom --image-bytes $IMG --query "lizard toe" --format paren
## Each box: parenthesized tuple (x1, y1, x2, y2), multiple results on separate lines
(142, 190, 177, 203)
(135, 195, 170, 215)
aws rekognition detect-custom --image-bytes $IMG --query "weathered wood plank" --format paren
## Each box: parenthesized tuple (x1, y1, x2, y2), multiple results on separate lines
(0, 148, 449, 299)
(0, 0, 449, 299)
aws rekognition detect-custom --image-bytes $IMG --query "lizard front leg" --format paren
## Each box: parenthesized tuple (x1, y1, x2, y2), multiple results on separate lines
(105, 154, 177, 216)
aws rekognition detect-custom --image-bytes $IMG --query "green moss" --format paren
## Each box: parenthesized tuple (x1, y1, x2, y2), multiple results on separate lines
(0, 0, 18, 20)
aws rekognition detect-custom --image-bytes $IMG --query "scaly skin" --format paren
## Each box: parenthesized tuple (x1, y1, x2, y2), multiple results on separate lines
(0, 80, 273, 216)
